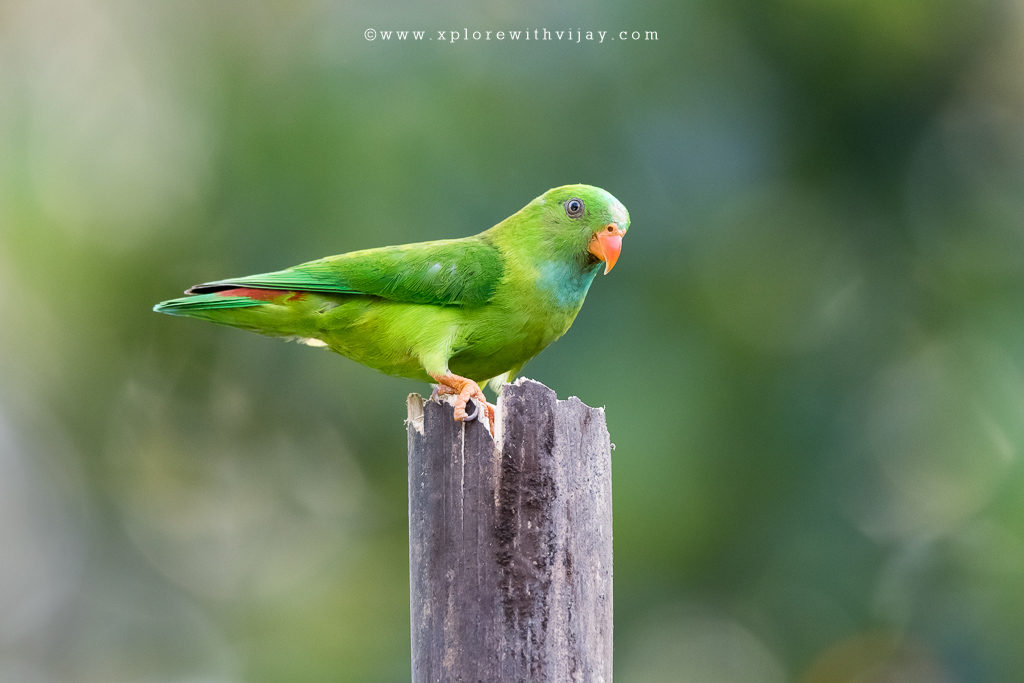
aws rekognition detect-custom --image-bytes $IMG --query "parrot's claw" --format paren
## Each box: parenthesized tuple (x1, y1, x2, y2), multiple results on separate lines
(429, 372, 496, 432)
(457, 397, 496, 432)
(430, 383, 458, 402)
(461, 399, 498, 425)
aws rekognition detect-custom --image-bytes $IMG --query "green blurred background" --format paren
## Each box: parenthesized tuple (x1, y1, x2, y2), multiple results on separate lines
(2, 0, 1024, 681)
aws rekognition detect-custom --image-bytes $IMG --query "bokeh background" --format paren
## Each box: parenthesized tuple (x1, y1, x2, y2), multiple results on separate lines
(2, 0, 1024, 681)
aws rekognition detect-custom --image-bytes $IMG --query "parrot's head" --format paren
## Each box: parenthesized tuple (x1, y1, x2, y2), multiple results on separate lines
(527, 184, 630, 276)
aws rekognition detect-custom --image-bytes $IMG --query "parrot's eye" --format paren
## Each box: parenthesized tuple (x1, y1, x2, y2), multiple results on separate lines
(564, 198, 585, 218)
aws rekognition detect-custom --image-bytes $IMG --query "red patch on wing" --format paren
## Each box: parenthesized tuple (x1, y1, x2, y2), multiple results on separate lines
(218, 287, 305, 302)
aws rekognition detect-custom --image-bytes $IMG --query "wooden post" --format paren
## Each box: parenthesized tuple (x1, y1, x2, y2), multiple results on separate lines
(406, 378, 613, 682)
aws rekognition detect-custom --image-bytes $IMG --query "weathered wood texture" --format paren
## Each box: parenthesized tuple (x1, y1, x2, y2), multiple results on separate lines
(407, 378, 613, 682)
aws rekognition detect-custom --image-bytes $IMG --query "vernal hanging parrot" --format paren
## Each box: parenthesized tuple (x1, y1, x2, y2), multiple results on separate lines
(154, 184, 629, 429)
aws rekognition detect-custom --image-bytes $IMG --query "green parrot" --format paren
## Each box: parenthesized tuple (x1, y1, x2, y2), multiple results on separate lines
(154, 184, 629, 428)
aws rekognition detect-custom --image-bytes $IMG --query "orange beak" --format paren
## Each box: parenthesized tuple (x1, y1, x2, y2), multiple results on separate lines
(588, 224, 624, 274)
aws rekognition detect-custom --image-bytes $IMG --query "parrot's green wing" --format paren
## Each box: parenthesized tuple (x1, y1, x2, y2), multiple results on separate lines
(187, 237, 503, 307)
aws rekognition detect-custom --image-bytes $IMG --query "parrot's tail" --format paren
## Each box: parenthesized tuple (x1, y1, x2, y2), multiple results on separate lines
(153, 288, 321, 339)
(153, 292, 265, 314)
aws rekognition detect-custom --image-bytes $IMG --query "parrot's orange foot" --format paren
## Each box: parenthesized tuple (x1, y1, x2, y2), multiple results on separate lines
(429, 372, 495, 431)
